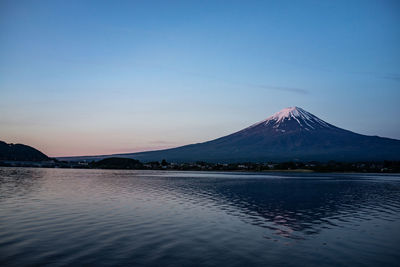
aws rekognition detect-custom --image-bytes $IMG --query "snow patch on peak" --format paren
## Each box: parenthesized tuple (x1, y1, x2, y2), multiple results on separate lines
(267, 106, 304, 123)
(246, 106, 334, 132)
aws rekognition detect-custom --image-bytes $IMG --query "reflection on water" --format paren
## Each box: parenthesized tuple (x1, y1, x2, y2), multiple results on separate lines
(178, 175, 400, 239)
(0, 168, 399, 267)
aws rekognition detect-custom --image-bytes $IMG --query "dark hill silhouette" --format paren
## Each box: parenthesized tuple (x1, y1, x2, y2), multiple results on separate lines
(0, 141, 50, 161)
(91, 157, 143, 169)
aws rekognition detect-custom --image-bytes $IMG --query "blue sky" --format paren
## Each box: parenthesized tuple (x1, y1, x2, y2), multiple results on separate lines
(0, 0, 399, 156)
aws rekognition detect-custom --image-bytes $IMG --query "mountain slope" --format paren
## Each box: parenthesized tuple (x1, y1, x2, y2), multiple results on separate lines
(0, 141, 50, 161)
(61, 107, 400, 162)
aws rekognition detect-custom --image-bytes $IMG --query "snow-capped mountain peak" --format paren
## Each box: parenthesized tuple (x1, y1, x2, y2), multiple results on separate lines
(250, 106, 334, 132)
(267, 106, 304, 123)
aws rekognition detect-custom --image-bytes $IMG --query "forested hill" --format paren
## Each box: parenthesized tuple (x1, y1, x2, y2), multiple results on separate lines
(0, 141, 50, 161)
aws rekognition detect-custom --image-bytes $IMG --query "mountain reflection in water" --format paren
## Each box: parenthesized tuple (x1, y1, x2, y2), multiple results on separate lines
(142, 172, 400, 240)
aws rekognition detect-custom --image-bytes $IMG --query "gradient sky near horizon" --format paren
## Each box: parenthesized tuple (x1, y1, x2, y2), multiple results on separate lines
(1, 0, 399, 157)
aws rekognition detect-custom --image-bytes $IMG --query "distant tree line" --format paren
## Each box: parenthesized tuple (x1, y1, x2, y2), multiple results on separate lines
(84, 158, 400, 173)
(2, 157, 400, 173)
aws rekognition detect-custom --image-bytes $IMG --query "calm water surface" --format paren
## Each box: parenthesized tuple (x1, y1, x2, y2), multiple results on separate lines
(0, 167, 399, 266)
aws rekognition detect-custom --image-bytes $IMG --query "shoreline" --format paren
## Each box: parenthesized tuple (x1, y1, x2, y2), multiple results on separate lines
(1, 165, 399, 174)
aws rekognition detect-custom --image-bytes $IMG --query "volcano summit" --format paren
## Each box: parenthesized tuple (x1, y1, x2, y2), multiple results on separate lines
(63, 107, 400, 163)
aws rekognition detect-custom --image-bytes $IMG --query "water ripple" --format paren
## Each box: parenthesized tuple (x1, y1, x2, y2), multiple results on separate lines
(0, 168, 400, 266)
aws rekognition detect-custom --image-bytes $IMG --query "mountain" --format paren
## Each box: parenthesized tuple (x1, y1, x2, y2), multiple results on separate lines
(60, 107, 400, 163)
(0, 141, 50, 162)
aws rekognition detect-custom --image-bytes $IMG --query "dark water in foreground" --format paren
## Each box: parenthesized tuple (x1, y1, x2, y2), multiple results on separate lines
(0, 168, 399, 267)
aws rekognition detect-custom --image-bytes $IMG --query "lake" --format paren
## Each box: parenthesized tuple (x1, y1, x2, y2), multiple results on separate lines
(0, 167, 399, 266)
